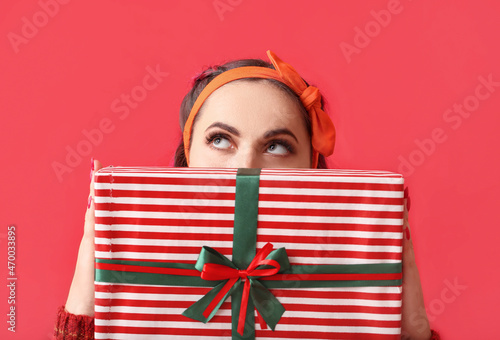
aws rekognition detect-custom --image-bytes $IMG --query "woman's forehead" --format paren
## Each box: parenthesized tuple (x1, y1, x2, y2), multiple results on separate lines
(197, 80, 305, 129)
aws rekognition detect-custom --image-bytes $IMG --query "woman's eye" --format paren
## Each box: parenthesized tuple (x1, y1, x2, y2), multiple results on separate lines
(266, 142, 289, 155)
(211, 136, 231, 149)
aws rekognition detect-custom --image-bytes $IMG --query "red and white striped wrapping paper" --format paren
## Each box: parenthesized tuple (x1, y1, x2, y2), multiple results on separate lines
(94, 167, 404, 340)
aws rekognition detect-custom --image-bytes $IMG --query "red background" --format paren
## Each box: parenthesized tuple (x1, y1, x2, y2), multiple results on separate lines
(1, 0, 499, 338)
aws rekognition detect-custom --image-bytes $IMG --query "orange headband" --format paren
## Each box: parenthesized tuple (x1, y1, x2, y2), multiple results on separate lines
(183, 50, 336, 168)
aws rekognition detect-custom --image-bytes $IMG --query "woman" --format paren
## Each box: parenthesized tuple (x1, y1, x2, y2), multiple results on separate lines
(55, 51, 439, 339)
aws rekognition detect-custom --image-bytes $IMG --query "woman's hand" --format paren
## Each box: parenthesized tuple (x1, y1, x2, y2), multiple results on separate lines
(401, 189, 432, 339)
(64, 158, 103, 316)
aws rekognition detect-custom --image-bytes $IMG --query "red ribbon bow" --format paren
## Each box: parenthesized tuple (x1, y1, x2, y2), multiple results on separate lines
(200, 242, 280, 336)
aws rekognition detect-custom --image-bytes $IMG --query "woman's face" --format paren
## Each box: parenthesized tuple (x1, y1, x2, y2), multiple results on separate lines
(188, 80, 312, 168)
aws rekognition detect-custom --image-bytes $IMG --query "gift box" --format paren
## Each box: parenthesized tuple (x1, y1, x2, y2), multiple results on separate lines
(94, 167, 404, 340)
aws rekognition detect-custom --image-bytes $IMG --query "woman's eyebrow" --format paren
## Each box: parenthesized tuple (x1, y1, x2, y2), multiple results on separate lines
(205, 122, 240, 136)
(264, 128, 298, 143)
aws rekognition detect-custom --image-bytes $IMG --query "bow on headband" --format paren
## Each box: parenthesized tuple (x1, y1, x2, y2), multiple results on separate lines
(183, 50, 336, 168)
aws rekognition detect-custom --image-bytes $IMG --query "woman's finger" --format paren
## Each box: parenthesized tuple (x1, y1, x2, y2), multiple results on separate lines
(84, 158, 103, 237)
(400, 193, 431, 340)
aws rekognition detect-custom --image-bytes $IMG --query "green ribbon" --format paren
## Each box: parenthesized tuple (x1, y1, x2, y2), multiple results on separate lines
(95, 258, 402, 288)
(232, 168, 261, 339)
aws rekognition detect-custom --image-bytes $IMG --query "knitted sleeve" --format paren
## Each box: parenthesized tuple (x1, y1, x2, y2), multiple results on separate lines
(53, 305, 94, 340)
(430, 329, 441, 339)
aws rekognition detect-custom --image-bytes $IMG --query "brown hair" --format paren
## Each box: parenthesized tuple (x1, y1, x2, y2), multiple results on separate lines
(174, 58, 327, 168)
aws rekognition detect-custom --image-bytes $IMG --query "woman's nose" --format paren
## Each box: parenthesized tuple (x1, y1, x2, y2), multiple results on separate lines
(231, 149, 261, 168)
